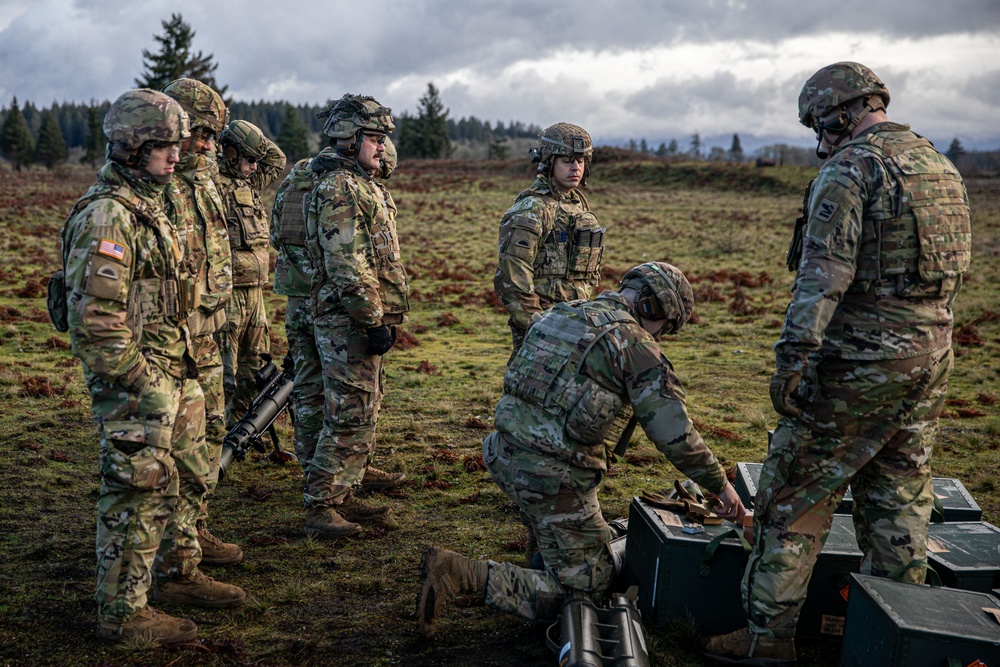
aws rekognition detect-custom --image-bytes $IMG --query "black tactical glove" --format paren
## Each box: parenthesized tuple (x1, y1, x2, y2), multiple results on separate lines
(769, 349, 809, 418)
(365, 325, 395, 356)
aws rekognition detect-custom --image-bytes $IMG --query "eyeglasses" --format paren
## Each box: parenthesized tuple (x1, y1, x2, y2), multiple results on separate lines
(363, 133, 387, 145)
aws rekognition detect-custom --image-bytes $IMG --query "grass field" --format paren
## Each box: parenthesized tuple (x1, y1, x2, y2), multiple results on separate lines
(0, 157, 997, 667)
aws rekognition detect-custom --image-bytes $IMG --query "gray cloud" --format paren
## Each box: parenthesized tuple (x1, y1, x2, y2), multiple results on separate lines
(0, 0, 998, 149)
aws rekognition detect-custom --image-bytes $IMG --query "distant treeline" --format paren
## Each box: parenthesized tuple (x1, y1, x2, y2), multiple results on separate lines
(0, 99, 542, 150)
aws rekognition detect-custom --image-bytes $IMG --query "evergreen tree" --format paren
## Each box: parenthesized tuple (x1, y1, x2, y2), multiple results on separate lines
(667, 138, 679, 155)
(487, 136, 510, 159)
(33, 110, 68, 169)
(135, 13, 228, 99)
(81, 102, 104, 166)
(946, 137, 965, 163)
(729, 133, 744, 162)
(689, 133, 702, 158)
(276, 104, 310, 161)
(403, 83, 452, 159)
(628, 138, 638, 153)
(1, 97, 36, 171)
(655, 142, 668, 158)
(640, 138, 649, 154)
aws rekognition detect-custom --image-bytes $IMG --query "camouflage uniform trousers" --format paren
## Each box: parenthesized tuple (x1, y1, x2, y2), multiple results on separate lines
(481, 431, 616, 621)
(743, 348, 953, 638)
(218, 285, 270, 428)
(92, 368, 209, 623)
(190, 311, 227, 521)
(285, 296, 324, 473)
(304, 318, 384, 508)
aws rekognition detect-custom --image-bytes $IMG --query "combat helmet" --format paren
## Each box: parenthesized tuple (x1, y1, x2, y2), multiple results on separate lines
(162, 78, 228, 134)
(104, 88, 190, 175)
(798, 62, 889, 158)
(619, 262, 694, 337)
(318, 94, 394, 156)
(220, 119, 267, 171)
(530, 122, 593, 185)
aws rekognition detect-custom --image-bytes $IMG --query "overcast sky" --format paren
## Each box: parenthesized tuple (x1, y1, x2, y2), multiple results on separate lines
(1, 0, 998, 151)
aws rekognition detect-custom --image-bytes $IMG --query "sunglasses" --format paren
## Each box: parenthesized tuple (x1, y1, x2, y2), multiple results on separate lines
(243, 155, 259, 165)
(363, 133, 387, 145)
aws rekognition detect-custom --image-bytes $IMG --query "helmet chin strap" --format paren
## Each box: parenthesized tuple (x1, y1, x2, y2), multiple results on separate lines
(814, 98, 879, 159)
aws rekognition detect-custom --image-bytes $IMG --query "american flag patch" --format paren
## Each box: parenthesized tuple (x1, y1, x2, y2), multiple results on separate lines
(98, 238, 125, 261)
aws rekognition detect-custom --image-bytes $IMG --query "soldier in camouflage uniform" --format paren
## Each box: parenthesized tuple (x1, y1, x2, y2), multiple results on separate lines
(161, 78, 243, 566)
(703, 62, 971, 666)
(272, 136, 402, 495)
(417, 263, 747, 638)
(494, 123, 605, 359)
(298, 95, 409, 538)
(61, 89, 243, 645)
(215, 119, 286, 430)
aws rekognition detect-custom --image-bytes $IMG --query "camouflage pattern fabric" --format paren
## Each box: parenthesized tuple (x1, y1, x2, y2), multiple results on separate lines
(494, 175, 604, 352)
(285, 296, 324, 474)
(482, 431, 613, 620)
(304, 148, 409, 328)
(479, 292, 729, 619)
(745, 121, 970, 639)
(168, 151, 232, 512)
(780, 123, 970, 362)
(744, 349, 952, 637)
(300, 148, 409, 507)
(215, 133, 285, 426)
(496, 293, 728, 486)
(271, 158, 317, 298)
(218, 284, 271, 427)
(305, 322, 384, 507)
(61, 161, 206, 623)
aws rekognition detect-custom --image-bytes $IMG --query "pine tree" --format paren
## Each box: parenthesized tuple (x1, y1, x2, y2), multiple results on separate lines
(135, 13, 229, 99)
(1, 97, 36, 171)
(655, 142, 668, 158)
(667, 138, 679, 155)
(640, 139, 649, 154)
(276, 105, 310, 161)
(33, 110, 68, 169)
(729, 133, 744, 162)
(80, 102, 104, 166)
(946, 137, 965, 163)
(689, 133, 702, 158)
(403, 83, 452, 159)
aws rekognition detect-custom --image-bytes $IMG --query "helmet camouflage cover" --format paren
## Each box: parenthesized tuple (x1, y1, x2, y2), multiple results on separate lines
(620, 261, 694, 336)
(534, 122, 593, 164)
(220, 119, 267, 160)
(103, 88, 190, 150)
(162, 78, 229, 132)
(798, 61, 890, 129)
(321, 94, 394, 139)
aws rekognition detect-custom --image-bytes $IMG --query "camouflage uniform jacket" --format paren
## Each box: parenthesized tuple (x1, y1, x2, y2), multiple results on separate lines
(780, 122, 971, 362)
(215, 136, 286, 287)
(62, 162, 198, 387)
(169, 152, 232, 336)
(494, 175, 605, 330)
(494, 292, 727, 493)
(271, 157, 316, 298)
(304, 148, 410, 327)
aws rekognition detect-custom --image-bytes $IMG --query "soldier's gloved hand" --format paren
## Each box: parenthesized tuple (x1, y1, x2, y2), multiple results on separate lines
(770, 349, 809, 418)
(365, 325, 395, 356)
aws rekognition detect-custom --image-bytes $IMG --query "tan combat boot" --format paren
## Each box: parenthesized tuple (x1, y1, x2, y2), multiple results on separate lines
(417, 546, 489, 639)
(700, 627, 797, 666)
(361, 466, 406, 490)
(197, 520, 244, 565)
(303, 506, 362, 538)
(96, 605, 197, 644)
(152, 568, 246, 608)
(339, 490, 391, 522)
